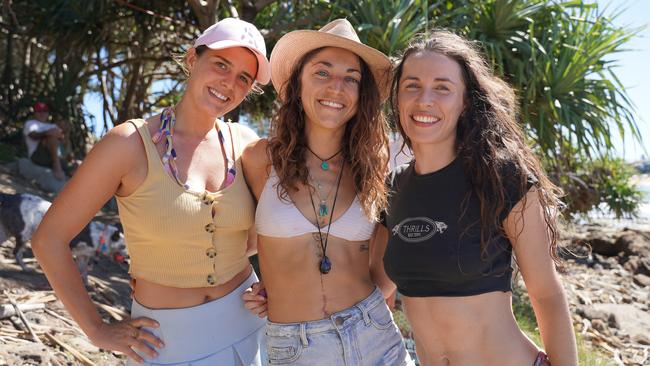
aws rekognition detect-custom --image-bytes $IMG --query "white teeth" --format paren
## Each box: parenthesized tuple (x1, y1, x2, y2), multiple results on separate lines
(412, 115, 440, 123)
(319, 100, 343, 109)
(208, 87, 229, 102)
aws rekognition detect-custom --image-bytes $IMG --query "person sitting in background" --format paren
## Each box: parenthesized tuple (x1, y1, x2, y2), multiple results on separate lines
(22, 102, 66, 180)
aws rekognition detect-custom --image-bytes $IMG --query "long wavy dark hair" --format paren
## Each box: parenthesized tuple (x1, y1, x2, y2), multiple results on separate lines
(389, 31, 563, 263)
(268, 47, 389, 219)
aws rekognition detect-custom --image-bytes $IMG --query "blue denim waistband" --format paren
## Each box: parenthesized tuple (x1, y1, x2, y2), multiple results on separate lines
(266, 286, 385, 337)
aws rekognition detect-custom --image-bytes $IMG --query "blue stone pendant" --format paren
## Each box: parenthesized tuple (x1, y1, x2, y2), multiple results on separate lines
(321, 161, 329, 170)
(319, 256, 332, 274)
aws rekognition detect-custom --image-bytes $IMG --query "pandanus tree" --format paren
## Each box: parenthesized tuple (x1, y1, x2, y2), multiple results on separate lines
(339, 0, 643, 216)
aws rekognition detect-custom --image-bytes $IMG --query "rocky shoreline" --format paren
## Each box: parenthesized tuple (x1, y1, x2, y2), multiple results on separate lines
(558, 221, 650, 365)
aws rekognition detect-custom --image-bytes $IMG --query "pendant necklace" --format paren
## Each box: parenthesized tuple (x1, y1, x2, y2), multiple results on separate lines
(309, 172, 337, 218)
(309, 161, 344, 274)
(306, 145, 343, 171)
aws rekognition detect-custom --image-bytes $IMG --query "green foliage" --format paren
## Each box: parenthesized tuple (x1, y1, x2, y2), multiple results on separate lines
(333, 0, 431, 55)
(548, 154, 643, 218)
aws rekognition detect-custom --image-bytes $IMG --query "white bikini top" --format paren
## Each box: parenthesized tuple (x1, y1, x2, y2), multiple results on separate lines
(255, 169, 375, 241)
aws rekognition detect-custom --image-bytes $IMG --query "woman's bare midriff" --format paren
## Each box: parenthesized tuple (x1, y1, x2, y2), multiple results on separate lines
(403, 291, 540, 366)
(132, 266, 252, 309)
(258, 234, 374, 323)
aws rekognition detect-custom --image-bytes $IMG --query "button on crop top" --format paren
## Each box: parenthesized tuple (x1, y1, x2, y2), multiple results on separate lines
(381, 159, 534, 297)
(116, 119, 255, 288)
(255, 168, 375, 241)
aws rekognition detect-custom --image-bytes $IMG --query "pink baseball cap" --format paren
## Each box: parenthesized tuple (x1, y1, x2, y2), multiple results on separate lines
(33, 102, 49, 112)
(194, 18, 271, 85)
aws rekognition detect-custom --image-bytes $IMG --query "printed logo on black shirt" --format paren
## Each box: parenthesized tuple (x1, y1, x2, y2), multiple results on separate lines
(391, 217, 448, 243)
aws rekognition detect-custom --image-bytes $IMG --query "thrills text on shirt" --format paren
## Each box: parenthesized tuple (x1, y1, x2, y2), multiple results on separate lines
(392, 217, 447, 243)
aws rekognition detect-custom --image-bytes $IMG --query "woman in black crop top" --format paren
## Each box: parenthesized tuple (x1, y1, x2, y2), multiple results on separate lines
(371, 31, 577, 365)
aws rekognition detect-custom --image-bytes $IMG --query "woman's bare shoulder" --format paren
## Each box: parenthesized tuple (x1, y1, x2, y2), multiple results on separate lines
(242, 138, 270, 168)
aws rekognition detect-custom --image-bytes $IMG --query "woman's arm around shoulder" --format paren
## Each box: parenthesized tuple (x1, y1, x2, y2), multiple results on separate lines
(241, 137, 270, 201)
(31, 122, 161, 363)
(504, 189, 577, 366)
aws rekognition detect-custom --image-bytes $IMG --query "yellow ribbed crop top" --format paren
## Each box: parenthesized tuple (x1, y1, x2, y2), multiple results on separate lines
(116, 119, 255, 288)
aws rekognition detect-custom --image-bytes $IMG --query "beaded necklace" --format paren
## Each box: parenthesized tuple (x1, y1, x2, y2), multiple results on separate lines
(152, 107, 236, 191)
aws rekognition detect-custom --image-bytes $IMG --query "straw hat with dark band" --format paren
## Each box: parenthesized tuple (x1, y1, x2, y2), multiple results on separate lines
(270, 19, 392, 100)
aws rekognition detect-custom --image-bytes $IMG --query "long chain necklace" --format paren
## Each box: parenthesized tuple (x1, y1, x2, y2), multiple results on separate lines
(309, 161, 344, 274)
(152, 107, 236, 190)
(305, 145, 343, 171)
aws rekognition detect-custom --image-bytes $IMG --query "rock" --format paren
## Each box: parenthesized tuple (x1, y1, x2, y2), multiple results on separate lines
(16, 158, 65, 193)
(633, 274, 650, 287)
(636, 257, 650, 276)
(591, 304, 650, 341)
(576, 306, 609, 321)
(607, 313, 619, 328)
(622, 295, 633, 304)
(619, 232, 650, 258)
(591, 318, 608, 332)
(587, 237, 624, 256)
(632, 333, 650, 345)
(623, 256, 641, 273)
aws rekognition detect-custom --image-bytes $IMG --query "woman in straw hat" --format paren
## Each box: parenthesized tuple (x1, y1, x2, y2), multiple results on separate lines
(33, 18, 271, 365)
(242, 19, 413, 366)
(373, 31, 577, 365)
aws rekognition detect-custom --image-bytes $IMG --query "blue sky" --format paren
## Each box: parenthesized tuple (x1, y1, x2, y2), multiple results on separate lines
(594, 0, 650, 161)
(83, 1, 649, 161)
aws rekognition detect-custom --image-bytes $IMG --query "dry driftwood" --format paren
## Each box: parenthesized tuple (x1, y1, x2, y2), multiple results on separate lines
(4, 291, 42, 344)
(95, 302, 128, 321)
(45, 332, 97, 366)
(1, 257, 37, 265)
(0, 302, 44, 319)
(44, 308, 82, 330)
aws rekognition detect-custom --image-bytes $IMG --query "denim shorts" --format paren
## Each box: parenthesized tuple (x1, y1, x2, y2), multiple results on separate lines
(266, 287, 414, 366)
(126, 270, 266, 366)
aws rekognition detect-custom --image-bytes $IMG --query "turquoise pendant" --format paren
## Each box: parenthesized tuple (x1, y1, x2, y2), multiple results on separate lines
(319, 202, 328, 217)
(321, 161, 329, 170)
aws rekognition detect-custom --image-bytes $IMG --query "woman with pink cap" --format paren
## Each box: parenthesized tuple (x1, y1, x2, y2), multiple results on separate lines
(33, 18, 271, 365)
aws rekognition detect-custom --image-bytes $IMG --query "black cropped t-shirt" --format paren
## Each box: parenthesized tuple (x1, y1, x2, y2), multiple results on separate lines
(381, 158, 534, 297)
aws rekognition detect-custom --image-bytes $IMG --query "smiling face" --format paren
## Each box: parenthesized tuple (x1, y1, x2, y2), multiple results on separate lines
(299, 47, 361, 132)
(397, 51, 466, 152)
(186, 46, 258, 118)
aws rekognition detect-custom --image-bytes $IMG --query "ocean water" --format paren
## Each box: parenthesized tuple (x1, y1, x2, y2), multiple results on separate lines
(579, 176, 650, 230)
(636, 180, 650, 220)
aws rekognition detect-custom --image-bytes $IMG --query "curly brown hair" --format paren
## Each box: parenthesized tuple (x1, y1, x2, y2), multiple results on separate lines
(389, 31, 564, 264)
(268, 47, 389, 219)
